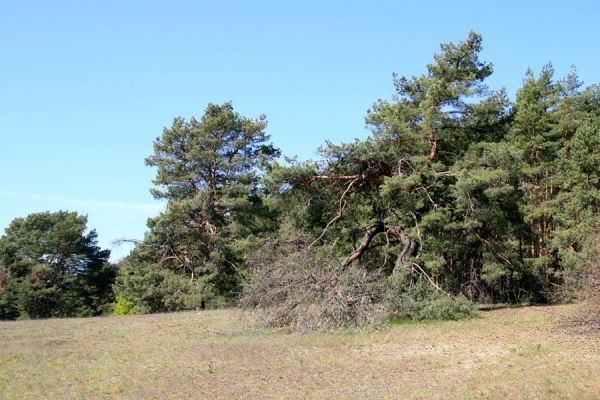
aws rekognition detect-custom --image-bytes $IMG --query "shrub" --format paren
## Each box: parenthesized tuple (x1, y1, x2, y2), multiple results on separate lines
(113, 261, 205, 314)
(112, 295, 135, 316)
(562, 234, 600, 333)
(385, 275, 478, 321)
(406, 294, 478, 321)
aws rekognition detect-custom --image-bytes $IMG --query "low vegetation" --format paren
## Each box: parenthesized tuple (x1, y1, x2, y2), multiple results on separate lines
(1, 305, 599, 399)
(240, 239, 478, 331)
(562, 237, 600, 334)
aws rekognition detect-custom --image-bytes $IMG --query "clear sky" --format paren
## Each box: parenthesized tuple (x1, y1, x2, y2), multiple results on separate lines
(1, 0, 599, 261)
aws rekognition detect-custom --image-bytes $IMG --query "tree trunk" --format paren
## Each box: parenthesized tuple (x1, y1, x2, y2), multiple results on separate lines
(339, 222, 416, 272)
(340, 221, 385, 269)
(388, 225, 417, 274)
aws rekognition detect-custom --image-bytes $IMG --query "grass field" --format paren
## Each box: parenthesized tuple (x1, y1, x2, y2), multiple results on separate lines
(1, 305, 599, 399)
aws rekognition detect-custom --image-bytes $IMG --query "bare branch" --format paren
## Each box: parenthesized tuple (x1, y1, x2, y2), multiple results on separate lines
(434, 170, 456, 177)
(413, 186, 439, 210)
(411, 262, 450, 296)
(309, 178, 359, 248)
(295, 174, 384, 185)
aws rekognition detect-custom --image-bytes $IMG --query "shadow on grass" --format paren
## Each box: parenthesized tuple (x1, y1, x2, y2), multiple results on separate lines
(477, 302, 551, 312)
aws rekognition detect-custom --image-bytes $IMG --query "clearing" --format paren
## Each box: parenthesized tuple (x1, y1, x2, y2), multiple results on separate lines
(1, 305, 599, 399)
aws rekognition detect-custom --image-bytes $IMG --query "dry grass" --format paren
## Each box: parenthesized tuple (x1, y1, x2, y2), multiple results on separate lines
(1, 305, 600, 399)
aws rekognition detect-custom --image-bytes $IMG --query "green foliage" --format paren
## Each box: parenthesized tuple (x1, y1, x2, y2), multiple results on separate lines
(0, 211, 115, 320)
(2, 32, 597, 325)
(385, 275, 478, 321)
(113, 259, 206, 313)
(256, 31, 599, 312)
(145, 102, 279, 203)
(112, 295, 135, 316)
(404, 294, 479, 321)
(116, 102, 280, 313)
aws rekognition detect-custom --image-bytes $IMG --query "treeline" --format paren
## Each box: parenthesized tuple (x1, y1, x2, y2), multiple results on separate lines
(1, 32, 598, 321)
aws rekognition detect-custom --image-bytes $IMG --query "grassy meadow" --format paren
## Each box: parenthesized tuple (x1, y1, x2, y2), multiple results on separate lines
(1, 305, 599, 399)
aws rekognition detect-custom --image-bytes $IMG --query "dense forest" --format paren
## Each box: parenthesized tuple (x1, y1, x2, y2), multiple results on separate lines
(1, 32, 599, 326)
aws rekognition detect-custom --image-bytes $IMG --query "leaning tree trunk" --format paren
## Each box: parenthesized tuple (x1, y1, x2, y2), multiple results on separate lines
(332, 220, 451, 296)
(387, 225, 417, 274)
(339, 221, 416, 271)
(340, 221, 385, 269)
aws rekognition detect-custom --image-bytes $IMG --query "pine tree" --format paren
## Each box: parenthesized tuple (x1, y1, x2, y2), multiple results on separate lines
(116, 102, 279, 310)
(0, 211, 114, 319)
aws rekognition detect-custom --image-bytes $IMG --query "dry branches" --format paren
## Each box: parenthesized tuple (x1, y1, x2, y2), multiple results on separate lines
(309, 177, 359, 248)
(294, 174, 384, 186)
(240, 240, 387, 331)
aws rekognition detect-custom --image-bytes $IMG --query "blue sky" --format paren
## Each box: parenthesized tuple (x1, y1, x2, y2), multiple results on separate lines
(1, 0, 598, 261)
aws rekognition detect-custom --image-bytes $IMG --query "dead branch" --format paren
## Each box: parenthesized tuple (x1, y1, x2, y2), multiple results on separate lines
(295, 174, 384, 186)
(410, 262, 450, 296)
(112, 238, 147, 247)
(413, 185, 439, 210)
(240, 240, 387, 331)
(435, 170, 456, 177)
(309, 177, 359, 248)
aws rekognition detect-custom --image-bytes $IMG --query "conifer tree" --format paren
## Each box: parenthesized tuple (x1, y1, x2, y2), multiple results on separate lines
(0, 211, 114, 319)
(116, 102, 279, 309)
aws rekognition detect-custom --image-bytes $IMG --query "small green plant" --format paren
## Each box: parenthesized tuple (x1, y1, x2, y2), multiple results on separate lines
(207, 360, 216, 374)
(112, 295, 135, 316)
(408, 294, 479, 321)
(511, 342, 547, 357)
(386, 277, 479, 322)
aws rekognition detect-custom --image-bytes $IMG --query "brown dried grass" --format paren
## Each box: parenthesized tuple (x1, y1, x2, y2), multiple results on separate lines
(1, 305, 599, 399)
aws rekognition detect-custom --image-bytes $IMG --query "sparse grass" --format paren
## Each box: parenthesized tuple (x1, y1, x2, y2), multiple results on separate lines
(1, 305, 599, 399)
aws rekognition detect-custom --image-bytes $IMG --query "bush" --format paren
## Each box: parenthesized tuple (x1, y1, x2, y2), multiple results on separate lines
(405, 294, 478, 321)
(112, 295, 135, 316)
(385, 275, 478, 321)
(562, 235, 600, 333)
(113, 261, 205, 314)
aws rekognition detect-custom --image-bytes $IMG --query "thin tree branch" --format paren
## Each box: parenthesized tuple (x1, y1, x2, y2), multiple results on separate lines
(309, 178, 359, 248)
